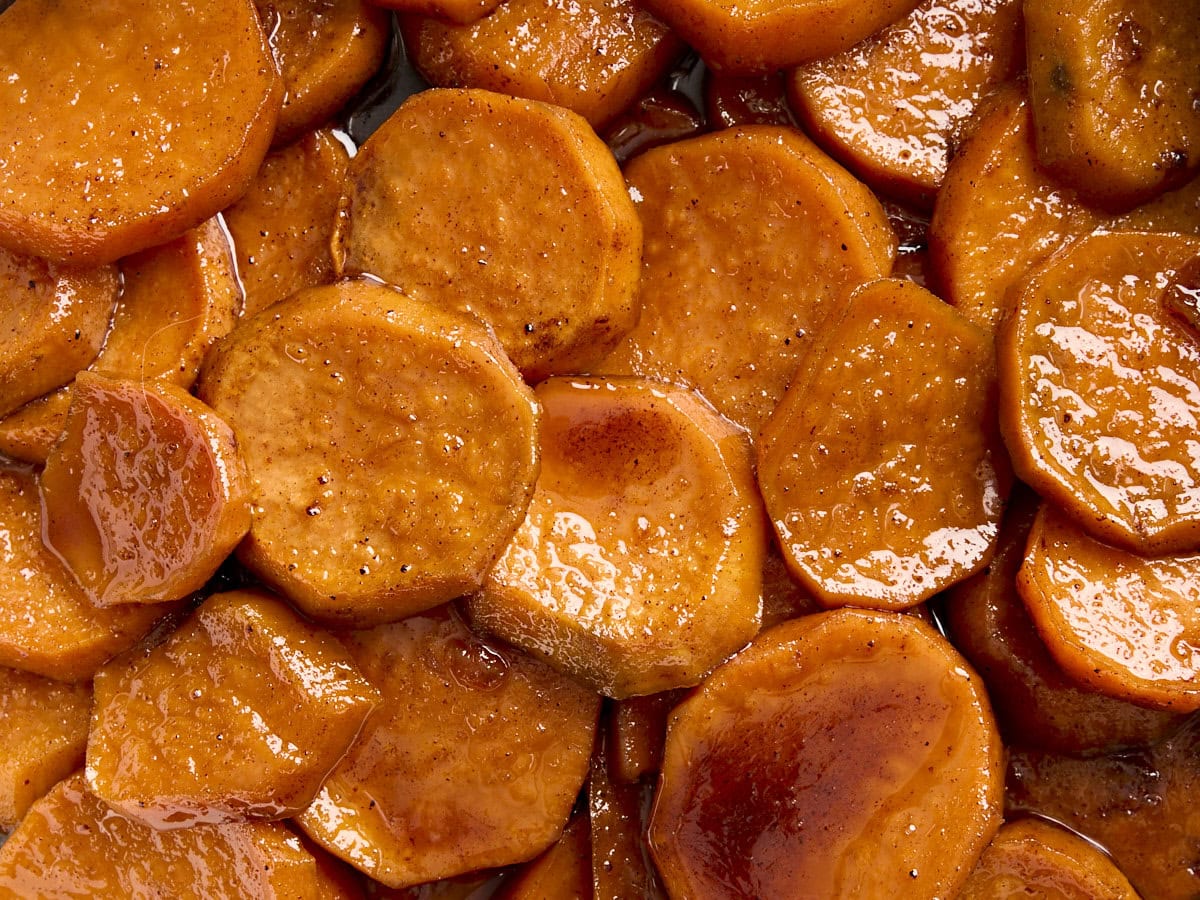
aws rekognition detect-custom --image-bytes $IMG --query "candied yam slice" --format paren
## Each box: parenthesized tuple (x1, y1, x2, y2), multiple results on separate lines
(40, 373, 251, 607)
(0, 0, 282, 265)
(945, 487, 1184, 755)
(998, 231, 1200, 555)
(1018, 503, 1200, 712)
(0, 248, 117, 418)
(958, 819, 1139, 900)
(757, 278, 1008, 611)
(336, 88, 642, 381)
(611, 690, 684, 783)
(598, 126, 896, 437)
(0, 667, 90, 832)
(500, 814, 592, 900)
(296, 605, 600, 888)
(928, 84, 1101, 333)
(223, 129, 351, 316)
(383, 0, 504, 25)
(638, 0, 922, 73)
(86, 589, 379, 828)
(0, 773, 359, 898)
(1025, 0, 1200, 210)
(649, 609, 1003, 899)
(257, 0, 390, 145)
(401, 0, 684, 128)
(589, 732, 663, 898)
(0, 466, 166, 682)
(468, 377, 765, 698)
(789, 0, 1024, 208)
(1115, 172, 1200, 236)
(197, 280, 541, 626)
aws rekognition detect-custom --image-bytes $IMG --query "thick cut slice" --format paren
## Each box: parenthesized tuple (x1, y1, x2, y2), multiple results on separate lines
(86, 590, 378, 829)
(998, 231, 1200, 555)
(1018, 503, 1200, 712)
(296, 606, 600, 888)
(611, 690, 684, 783)
(401, 0, 684, 128)
(0, 773, 359, 898)
(928, 84, 1101, 333)
(41, 373, 251, 607)
(638, 0, 922, 72)
(758, 278, 1008, 610)
(469, 377, 765, 698)
(790, 0, 1023, 208)
(0, 216, 242, 464)
(598, 127, 895, 437)
(335, 88, 642, 381)
(590, 732, 664, 898)
(1008, 718, 1200, 900)
(1026, 0, 1200, 210)
(0, 248, 117, 418)
(0, 0, 282, 265)
(0, 466, 166, 682)
(197, 280, 541, 626)
(256, 0, 389, 145)
(705, 72, 795, 129)
(223, 129, 350, 316)
(500, 814, 592, 900)
(650, 609, 1003, 900)
(945, 487, 1184, 755)
(0, 668, 91, 832)
(958, 819, 1139, 900)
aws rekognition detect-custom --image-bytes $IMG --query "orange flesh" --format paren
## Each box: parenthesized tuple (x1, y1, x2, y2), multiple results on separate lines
(500, 814, 591, 900)
(589, 732, 662, 897)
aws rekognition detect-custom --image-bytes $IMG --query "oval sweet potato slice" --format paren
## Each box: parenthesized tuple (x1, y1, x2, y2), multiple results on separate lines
(87, 589, 379, 829)
(649, 609, 1003, 899)
(598, 126, 895, 437)
(959, 819, 1139, 900)
(998, 231, 1200, 555)
(401, 0, 685, 128)
(336, 88, 641, 381)
(296, 605, 600, 888)
(467, 376, 765, 698)
(40, 373, 251, 607)
(0, 0, 282, 265)
(0, 248, 117, 419)
(757, 278, 1008, 610)
(789, 0, 1024, 208)
(0, 773, 359, 898)
(928, 83, 1101, 333)
(1025, 0, 1200, 210)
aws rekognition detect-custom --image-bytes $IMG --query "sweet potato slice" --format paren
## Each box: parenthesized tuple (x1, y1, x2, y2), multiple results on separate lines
(500, 814, 591, 900)
(649, 609, 1003, 899)
(401, 0, 685, 128)
(381, 0, 504, 25)
(958, 819, 1139, 900)
(590, 732, 664, 898)
(197, 280, 540, 625)
(598, 126, 895, 437)
(223, 129, 350, 317)
(257, 0, 390, 145)
(1018, 503, 1200, 712)
(40, 373, 251, 607)
(1025, 0, 1200, 210)
(789, 0, 1023, 208)
(1007, 718, 1200, 900)
(611, 691, 684, 784)
(1114, 170, 1200, 236)
(467, 376, 765, 698)
(945, 487, 1184, 754)
(335, 88, 641, 381)
(0, 773, 360, 898)
(0, 248, 117, 419)
(928, 84, 1101, 332)
(757, 278, 1008, 610)
(638, 0, 922, 73)
(0, 466, 167, 682)
(296, 605, 600, 888)
(86, 589, 379, 829)
(0, 667, 90, 832)
(0, 0, 282, 265)
(998, 231, 1200, 555)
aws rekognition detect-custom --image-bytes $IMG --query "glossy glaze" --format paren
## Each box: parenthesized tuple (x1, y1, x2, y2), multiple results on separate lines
(296, 605, 600, 888)
(500, 814, 591, 900)
(469, 377, 765, 698)
(611, 689, 685, 783)
(1115, 172, 1200, 236)
(650, 609, 1003, 899)
(604, 89, 704, 166)
(589, 733, 664, 898)
(758, 278, 1008, 610)
(704, 71, 794, 129)
(998, 231, 1200, 555)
